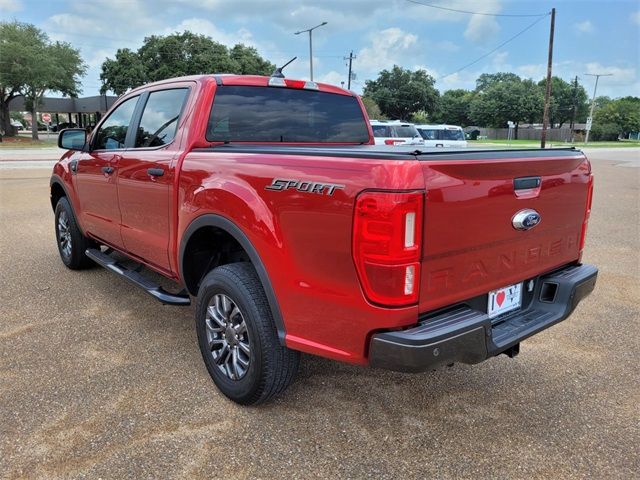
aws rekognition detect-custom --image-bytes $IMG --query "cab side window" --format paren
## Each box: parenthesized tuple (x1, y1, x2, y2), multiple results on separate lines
(135, 89, 189, 148)
(93, 96, 139, 150)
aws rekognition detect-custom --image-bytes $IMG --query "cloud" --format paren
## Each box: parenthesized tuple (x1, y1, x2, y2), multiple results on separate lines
(491, 51, 509, 68)
(464, 14, 500, 43)
(164, 19, 255, 47)
(316, 70, 346, 87)
(517, 64, 546, 79)
(632, 11, 640, 25)
(434, 40, 461, 52)
(356, 27, 419, 75)
(584, 62, 636, 83)
(0, 0, 22, 12)
(574, 20, 594, 34)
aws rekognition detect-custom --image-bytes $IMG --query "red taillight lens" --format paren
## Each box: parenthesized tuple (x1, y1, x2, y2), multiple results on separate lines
(353, 191, 424, 306)
(384, 139, 403, 145)
(579, 174, 594, 252)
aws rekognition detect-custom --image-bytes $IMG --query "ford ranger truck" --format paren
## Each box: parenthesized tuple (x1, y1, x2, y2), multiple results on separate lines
(51, 74, 597, 405)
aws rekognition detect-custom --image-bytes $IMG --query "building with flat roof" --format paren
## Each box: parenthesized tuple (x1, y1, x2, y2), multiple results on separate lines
(8, 95, 118, 128)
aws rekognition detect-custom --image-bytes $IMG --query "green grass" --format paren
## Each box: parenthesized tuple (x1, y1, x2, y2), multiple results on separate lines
(469, 139, 640, 148)
(0, 134, 58, 149)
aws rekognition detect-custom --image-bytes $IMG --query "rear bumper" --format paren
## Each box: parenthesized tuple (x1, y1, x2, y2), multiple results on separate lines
(369, 263, 598, 372)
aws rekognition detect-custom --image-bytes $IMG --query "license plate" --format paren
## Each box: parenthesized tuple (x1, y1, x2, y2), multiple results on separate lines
(488, 283, 523, 319)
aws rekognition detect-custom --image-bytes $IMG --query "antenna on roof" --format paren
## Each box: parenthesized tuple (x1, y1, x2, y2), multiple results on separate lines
(271, 57, 297, 78)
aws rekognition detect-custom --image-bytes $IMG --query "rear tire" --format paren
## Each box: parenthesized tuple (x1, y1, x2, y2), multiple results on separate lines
(54, 197, 95, 270)
(195, 262, 299, 405)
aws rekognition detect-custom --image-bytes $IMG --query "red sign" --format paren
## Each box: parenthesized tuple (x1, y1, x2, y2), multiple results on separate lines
(42, 113, 51, 123)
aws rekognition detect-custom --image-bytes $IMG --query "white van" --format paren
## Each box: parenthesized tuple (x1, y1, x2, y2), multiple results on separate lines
(370, 120, 424, 146)
(415, 124, 467, 148)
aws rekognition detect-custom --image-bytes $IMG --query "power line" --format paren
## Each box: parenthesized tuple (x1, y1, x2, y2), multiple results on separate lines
(439, 13, 550, 80)
(406, 0, 549, 17)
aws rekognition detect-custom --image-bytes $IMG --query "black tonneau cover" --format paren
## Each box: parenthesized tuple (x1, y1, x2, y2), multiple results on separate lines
(193, 144, 584, 161)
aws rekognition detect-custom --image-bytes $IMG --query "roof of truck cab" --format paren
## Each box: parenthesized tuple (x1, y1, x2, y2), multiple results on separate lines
(125, 74, 356, 97)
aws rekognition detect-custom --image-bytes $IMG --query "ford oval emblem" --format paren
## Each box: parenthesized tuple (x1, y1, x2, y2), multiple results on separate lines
(512, 209, 541, 231)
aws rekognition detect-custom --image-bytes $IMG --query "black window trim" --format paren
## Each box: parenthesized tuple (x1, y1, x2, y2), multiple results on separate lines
(129, 85, 192, 151)
(205, 84, 370, 144)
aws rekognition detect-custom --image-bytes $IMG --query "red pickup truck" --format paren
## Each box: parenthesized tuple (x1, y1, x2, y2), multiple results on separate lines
(51, 74, 597, 405)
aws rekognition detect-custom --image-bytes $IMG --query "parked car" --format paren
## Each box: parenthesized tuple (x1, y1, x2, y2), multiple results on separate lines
(370, 120, 424, 146)
(416, 124, 468, 147)
(52, 122, 77, 132)
(51, 74, 597, 405)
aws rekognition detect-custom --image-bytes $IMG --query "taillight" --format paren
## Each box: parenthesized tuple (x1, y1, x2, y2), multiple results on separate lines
(353, 191, 424, 307)
(579, 174, 594, 252)
(384, 139, 403, 145)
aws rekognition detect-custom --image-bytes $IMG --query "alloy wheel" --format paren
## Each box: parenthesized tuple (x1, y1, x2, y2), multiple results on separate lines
(205, 293, 251, 380)
(57, 211, 72, 257)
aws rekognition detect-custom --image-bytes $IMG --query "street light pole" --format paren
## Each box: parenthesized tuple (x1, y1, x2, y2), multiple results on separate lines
(294, 22, 327, 81)
(584, 73, 613, 144)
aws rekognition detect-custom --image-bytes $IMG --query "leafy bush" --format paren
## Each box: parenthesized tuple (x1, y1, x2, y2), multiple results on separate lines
(589, 123, 620, 141)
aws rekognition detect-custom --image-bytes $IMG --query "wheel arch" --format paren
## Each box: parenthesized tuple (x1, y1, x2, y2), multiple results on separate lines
(180, 214, 286, 344)
(50, 175, 70, 212)
(50, 175, 87, 237)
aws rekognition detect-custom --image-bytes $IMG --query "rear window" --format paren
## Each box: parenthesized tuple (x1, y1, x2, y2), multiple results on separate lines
(418, 128, 465, 141)
(207, 86, 369, 143)
(372, 125, 391, 137)
(418, 128, 437, 140)
(393, 125, 419, 138)
(442, 128, 464, 141)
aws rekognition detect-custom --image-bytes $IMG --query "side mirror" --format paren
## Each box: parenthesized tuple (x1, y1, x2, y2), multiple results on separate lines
(58, 128, 87, 151)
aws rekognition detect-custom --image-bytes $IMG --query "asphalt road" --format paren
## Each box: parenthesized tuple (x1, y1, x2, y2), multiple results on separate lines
(1, 149, 638, 479)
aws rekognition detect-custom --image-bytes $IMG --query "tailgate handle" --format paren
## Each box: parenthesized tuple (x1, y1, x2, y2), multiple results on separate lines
(514, 176, 541, 190)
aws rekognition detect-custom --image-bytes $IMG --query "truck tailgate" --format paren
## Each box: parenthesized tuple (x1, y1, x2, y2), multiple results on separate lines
(418, 150, 592, 313)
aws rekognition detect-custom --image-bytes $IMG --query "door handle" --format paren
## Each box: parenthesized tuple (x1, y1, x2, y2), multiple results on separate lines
(147, 168, 164, 177)
(101, 166, 114, 174)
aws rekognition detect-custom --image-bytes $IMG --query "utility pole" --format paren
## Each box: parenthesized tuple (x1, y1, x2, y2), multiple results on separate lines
(584, 73, 613, 144)
(570, 75, 578, 142)
(344, 51, 356, 89)
(294, 22, 327, 81)
(540, 7, 555, 149)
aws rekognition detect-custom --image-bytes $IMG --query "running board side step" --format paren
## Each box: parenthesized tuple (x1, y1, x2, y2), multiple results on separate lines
(85, 248, 191, 306)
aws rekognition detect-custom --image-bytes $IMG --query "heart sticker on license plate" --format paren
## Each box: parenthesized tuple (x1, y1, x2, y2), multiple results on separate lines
(488, 283, 523, 319)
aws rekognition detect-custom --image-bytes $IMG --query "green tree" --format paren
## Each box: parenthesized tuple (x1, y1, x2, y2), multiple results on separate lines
(469, 76, 544, 136)
(433, 89, 473, 126)
(593, 96, 640, 138)
(100, 49, 146, 97)
(0, 21, 85, 139)
(410, 111, 430, 123)
(537, 76, 589, 127)
(360, 96, 385, 120)
(229, 44, 275, 75)
(100, 32, 275, 95)
(475, 72, 521, 92)
(363, 66, 439, 120)
(594, 96, 612, 109)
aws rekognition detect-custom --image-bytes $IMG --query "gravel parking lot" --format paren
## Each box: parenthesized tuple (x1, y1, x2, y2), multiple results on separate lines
(1, 149, 638, 479)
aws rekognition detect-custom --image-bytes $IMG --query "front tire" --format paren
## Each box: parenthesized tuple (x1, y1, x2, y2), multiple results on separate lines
(54, 197, 95, 269)
(195, 263, 299, 405)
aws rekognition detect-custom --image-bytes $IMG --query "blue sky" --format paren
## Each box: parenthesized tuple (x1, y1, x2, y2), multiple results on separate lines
(1, 0, 638, 98)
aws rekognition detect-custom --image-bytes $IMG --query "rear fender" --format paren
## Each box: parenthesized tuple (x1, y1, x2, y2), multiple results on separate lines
(179, 198, 285, 343)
